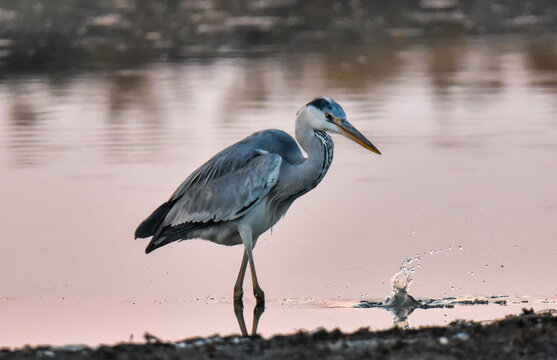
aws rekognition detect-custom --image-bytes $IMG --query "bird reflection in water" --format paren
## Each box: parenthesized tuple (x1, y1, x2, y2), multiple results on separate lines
(233, 301, 265, 337)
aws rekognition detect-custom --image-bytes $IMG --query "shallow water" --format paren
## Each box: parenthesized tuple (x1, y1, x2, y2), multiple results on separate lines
(1, 35, 557, 347)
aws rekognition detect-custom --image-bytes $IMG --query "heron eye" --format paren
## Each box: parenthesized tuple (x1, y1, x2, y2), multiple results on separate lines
(325, 113, 333, 121)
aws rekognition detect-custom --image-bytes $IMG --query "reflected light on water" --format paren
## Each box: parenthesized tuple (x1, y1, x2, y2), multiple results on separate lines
(1, 36, 557, 347)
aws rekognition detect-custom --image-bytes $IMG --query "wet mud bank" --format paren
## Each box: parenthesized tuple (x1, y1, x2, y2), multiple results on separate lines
(2, 310, 556, 359)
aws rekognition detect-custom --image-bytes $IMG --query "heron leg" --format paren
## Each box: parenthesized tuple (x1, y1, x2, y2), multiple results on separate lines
(250, 262, 265, 304)
(238, 226, 265, 304)
(233, 251, 248, 301)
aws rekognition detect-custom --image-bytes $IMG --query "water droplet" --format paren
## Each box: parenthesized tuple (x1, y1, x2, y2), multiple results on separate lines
(458, 245, 463, 250)
(451, 286, 455, 291)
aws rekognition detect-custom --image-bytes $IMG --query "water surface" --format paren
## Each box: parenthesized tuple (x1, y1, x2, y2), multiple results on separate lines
(1, 35, 557, 347)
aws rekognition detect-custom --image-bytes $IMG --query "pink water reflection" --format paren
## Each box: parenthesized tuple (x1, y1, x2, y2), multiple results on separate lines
(1, 36, 557, 347)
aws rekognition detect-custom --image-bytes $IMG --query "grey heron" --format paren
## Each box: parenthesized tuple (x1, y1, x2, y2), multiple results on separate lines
(135, 96, 381, 304)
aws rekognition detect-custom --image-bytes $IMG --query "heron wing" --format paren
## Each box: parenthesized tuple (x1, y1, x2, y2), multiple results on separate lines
(170, 129, 302, 196)
(163, 149, 282, 226)
(137, 129, 301, 244)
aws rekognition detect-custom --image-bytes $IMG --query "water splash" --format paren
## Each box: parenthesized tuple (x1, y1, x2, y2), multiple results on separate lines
(353, 246, 555, 329)
(357, 247, 454, 327)
(384, 259, 419, 305)
(379, 259, 419, 327)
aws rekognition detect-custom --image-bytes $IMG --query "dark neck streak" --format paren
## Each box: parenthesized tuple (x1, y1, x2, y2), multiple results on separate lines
(283, 130, 333, 202)
(311, 130, 334, 189)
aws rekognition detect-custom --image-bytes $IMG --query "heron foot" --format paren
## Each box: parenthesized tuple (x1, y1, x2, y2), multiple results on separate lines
(254, 287, 265, 304)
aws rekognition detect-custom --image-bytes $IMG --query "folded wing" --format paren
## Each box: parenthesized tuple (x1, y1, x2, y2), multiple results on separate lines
(135, 141, 282, 252)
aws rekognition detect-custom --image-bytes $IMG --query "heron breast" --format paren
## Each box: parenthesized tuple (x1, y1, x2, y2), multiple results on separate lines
(238, 198, 279, 237)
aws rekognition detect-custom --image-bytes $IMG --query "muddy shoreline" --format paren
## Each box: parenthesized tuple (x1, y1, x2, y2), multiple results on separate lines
(2, 309, 555, 359)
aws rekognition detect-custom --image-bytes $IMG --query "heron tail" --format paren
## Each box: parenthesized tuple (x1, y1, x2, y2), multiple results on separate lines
(145, 234, 175, 254)
(144, 222, 199, 254)
(135, 200, 172, 239)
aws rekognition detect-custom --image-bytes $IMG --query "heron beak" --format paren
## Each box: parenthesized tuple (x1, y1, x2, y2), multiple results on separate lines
(336, 119, 381, 155)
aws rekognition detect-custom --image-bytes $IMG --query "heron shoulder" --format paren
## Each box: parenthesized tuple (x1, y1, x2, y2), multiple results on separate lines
(162, 128, 303, 227)
(170, 129, 296, 201)
(244, 129, 305, 165)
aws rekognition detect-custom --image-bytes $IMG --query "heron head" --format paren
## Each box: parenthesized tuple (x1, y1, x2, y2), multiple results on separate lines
(303, 96, 381, 155)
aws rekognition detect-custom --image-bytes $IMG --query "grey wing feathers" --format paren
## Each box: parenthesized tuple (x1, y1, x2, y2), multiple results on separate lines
(164, 151, 281, 225)
(172, 143, 255, 193)
(137, 129, 300, 244)
(170, 129, 301, 199)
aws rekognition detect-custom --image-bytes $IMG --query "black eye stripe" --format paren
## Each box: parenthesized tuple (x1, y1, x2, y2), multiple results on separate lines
(306, 97, 347, 121)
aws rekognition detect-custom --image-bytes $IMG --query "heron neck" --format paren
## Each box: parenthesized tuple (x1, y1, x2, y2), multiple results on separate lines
(290, 112, 334, 195)
(295, 119, 326, 158)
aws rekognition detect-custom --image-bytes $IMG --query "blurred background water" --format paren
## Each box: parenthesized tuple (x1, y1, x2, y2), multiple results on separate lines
(1, 0, 557, 348)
